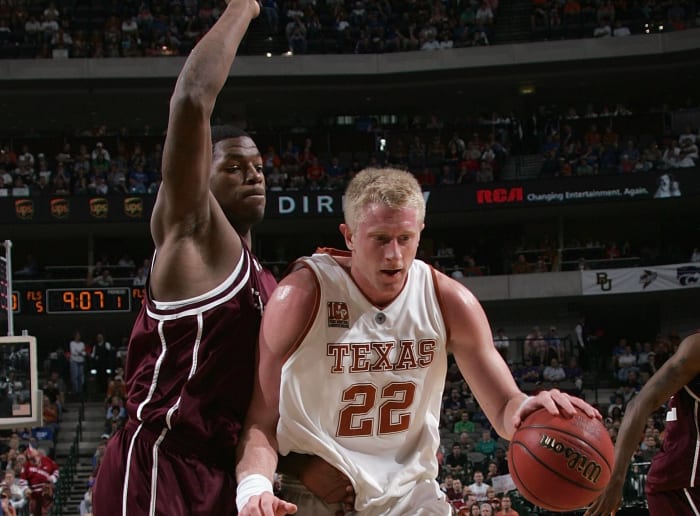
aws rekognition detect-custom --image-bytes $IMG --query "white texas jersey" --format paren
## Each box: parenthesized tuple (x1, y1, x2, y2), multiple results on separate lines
(277, 250, 449, 513)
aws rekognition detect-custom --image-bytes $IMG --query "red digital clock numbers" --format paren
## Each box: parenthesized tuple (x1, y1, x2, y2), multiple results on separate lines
(46, 287, 131, 314)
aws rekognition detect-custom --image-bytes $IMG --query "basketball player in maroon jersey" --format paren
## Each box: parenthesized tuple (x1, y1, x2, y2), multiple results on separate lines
(92, 0, 351, 513)
(586, 331, 700, 516)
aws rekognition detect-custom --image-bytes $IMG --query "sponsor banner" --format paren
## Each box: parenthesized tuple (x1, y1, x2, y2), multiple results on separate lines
(2, 195, 153, 224)
(262, 168, 700, 217)
(467, 167, 700, 209)
(0, 168, 698, 223)
(581, 262, 700, 295)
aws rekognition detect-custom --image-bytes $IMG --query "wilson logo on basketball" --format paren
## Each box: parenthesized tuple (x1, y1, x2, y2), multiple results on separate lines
(539, 433, 603, 484)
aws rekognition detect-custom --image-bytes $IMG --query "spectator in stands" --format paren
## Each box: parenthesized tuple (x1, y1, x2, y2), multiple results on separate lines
(444, 387, 468, 412)
(458, 432, 474, 453)
(104, 376, 126, 405)
(514, 357, 542, 387)
(88, 268, 114, 287)
(444, 444, 470, 482)
(454, 411, 476, 434)
(0, 486, 17, 516)
(493, 328, 510, 362)
(524, 326, 547, 365)
(21, 446, 58, 516)
(261, 145, 281, 175)
(90, 333, 115, 395)
(469, 471, 490, 502)
(132, 266, 147, 286)
(79, 485, 93, 516)
(286, 15, 307, 54)
(607, 394, 625, 418)
(511, 254, 532, 274)
(495, 494, 518, 516)
(564, 356, 584, 393)
(492, 446, 508, 475)
(679, 136, 698, 166)
(3, 469, 29, 512)
(41, 394, 59, 433)
(484, 462, 500, 484)
(615, 344, 639, 383)
(42, 371, 65, 421)
(68, 331, 86, 397)
(446, 477, 466, 509)
(486, 487, 501, 512)
(638, 434, 659, 461)
(542, 357, 566, 383)
(474, 430, 498, 458)
(612, 19, 631, 36)
(533, 257, 549, 272)
(545, 326, 562, 362)
(105, 405, 126, 436)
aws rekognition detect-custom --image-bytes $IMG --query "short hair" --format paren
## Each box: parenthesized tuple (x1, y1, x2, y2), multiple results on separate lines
(211, 125, 250, 146)
(343, 167, 425, 231)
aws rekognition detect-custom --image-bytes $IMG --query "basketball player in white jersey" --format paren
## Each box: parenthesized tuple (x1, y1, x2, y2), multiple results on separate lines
(236, 167, 599, 516)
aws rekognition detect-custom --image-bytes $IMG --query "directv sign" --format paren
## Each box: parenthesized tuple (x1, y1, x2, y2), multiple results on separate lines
(274, 194, 341, 216)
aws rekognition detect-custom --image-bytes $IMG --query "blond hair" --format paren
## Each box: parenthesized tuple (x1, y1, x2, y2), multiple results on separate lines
(343, 167, 425, 231)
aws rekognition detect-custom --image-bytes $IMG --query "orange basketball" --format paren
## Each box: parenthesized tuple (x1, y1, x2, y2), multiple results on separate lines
(507, 408, 614, 512)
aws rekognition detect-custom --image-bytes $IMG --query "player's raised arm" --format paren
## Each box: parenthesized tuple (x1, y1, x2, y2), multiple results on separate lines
(585, 332, 700, 516)
(152, 0, 260, 242)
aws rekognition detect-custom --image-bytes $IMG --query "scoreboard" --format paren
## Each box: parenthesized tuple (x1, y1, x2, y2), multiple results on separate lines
(11, 286, 145, 315)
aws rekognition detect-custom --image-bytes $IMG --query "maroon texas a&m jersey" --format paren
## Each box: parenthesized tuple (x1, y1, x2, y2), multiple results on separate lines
(647, 334, 700, 493)
(124, 245, 277, 469)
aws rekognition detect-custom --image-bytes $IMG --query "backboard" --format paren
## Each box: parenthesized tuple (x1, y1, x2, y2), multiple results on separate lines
(0, 335, 41, 429)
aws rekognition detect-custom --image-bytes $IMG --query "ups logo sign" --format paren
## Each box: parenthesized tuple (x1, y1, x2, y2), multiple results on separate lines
(124, 197, 143, 218)
(89, 198, 109, 219)
(14, 199, 34, 220)
(50, 198, 70, 219)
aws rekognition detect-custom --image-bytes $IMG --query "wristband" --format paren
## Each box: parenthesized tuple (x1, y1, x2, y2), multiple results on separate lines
(236, 474, 273, 511)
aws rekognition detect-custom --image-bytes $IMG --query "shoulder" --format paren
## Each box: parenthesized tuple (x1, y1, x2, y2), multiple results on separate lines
(433, 269, 479, 308)
(269, 265, 319, 308)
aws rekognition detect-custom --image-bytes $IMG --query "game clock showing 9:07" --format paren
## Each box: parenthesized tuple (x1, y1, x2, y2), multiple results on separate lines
(12, 287, 144, 315)
(46, 287, 132, 313)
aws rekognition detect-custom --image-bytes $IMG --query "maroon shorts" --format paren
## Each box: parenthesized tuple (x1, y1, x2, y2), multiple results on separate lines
(93, 421, 237, 516)
(647, 486, 700, 516)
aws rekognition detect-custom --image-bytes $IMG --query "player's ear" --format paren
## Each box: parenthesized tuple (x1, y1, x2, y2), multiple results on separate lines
(340, 223, 353, 250)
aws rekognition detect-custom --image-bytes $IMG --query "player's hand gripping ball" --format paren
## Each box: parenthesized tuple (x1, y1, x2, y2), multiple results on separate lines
(508, 408, 614, 512)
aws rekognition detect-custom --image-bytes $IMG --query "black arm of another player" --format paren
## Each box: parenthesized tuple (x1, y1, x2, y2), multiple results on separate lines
(153, 0, 260, 240)
(585, 332, 700, 516)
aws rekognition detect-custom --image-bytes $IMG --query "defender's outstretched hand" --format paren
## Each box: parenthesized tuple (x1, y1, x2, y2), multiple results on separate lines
(583, 477, 624, 516)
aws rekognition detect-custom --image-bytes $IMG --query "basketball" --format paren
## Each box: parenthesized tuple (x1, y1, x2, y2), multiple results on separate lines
(507, 408, 614, 512)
